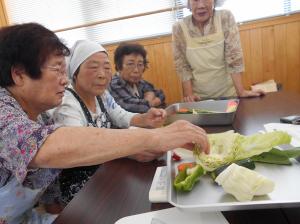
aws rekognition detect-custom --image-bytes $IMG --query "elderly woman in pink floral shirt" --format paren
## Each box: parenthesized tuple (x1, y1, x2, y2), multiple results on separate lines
(0, 23, 210, 223)
(172, 0, 264, 101)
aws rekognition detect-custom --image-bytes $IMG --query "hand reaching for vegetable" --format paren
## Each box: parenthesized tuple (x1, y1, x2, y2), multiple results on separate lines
(153, 120, 210, 154)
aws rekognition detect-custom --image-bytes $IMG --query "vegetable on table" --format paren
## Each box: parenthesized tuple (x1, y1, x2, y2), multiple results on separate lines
(177, 108, 191, 114)
(176, 108, 217, 114)
(251, 147, 300, 165)
(226, 100, 238, 112)
(177, 162, 196, 172)
(172, 152, 182, 161)
(215, 163, 275, 202)
(209, 158, 255, 180)
(174, 164, 205, 191)
(173, 130, 294, 194)
(194, 130, 291, 171)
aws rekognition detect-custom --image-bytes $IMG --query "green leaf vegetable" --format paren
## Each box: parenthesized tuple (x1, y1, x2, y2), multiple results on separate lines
(252, 147, 300, 165)
(194, 130, 291, 171)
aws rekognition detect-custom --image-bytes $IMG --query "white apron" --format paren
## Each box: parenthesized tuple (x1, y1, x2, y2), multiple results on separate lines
(179, 11, 237, 99)
(0, 177, 57, 224)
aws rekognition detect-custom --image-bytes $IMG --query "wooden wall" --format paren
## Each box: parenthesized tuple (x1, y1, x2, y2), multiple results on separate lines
(239, 13, 300, 94)
(105, 13, 300, 105)
(0, 0, 8, 27)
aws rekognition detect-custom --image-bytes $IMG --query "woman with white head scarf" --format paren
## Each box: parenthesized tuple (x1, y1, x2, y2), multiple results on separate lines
(172, 0, 264, 102)
(52, 40, 169, 205)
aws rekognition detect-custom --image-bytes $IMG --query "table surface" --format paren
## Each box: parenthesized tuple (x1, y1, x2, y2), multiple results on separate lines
(54, 91, 300, 224)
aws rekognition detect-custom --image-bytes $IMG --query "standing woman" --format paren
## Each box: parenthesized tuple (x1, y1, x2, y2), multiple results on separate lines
(172, 0, 264, 101)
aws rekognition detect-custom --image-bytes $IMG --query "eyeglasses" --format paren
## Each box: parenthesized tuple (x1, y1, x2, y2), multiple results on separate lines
(124, 62, 145, 70)
(44, 65, 67, 78)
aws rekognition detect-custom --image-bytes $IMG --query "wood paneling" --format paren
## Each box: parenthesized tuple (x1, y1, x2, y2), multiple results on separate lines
(105, 13, 300, 105)
(0, 0, 8, 27)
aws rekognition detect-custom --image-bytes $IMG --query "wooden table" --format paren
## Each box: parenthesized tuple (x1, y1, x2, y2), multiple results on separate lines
(54, 91, 300, 224)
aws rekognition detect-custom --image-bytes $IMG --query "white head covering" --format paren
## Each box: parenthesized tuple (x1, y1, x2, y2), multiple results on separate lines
(67, 39, 107, 81)
(187, 0, 226, 9)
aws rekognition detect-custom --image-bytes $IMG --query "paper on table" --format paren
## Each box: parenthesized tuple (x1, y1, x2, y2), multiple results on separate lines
(115, 207, 228, 224)
(251, 79, 278, 93)
(264, 123, 300, 147)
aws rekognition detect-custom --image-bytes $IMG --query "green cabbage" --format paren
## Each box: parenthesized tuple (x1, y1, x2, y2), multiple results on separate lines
(215, 163, 275, 201)
(194, 130, 291, 171)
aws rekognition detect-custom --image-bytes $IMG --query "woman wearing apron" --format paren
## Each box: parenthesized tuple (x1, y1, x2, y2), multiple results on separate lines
(172, 0, 264, 101)
(52, 40, 167, 205)
(0, 24, 210, 223)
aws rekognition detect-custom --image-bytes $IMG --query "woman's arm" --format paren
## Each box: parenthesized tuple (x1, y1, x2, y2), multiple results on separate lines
(172, 23, 200, 102)
(182, 80, 200, 102)
(172, 23, 193, 82)
(222, 10, 264, 98)
(231, 73, 264, 97)
(29, 120, 209, 168)
(130, 108, 166, 128)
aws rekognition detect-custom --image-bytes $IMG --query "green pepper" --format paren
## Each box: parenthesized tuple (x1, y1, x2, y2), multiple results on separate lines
(173, 165, 205, 191)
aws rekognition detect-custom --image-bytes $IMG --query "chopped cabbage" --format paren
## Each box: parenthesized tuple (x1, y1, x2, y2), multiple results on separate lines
(215, 163, 275, 201)
(194, 130, 291, 171)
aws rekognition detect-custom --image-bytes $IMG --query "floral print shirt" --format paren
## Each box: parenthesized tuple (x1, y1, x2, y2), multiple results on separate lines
(172, 9, 244, 81)
(0, 87, 61, 190)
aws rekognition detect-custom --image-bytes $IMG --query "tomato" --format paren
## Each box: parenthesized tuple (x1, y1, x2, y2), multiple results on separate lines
(172, 152, 182, 161)
(177, 162, 196, 172)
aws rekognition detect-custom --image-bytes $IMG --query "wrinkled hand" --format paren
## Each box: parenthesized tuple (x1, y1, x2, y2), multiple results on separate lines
(149, 97, 162, 107)
(129, 150, 165, 162)
(143, 108, 166, 128)
(144, 92, 161, 107)
(183, 94, 201, 102)
(238, 89, 265, 98)
(154, 120, 210, 154)
(144, 91, 156, 101)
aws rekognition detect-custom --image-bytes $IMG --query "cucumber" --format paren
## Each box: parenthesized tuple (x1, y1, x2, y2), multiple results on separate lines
(210, 158, 255, 180)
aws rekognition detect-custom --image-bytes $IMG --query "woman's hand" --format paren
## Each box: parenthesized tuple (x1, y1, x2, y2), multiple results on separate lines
(154, 120, 210, 154)
(238, 89, 265, 98)
(142, 108, 166, 128)
(144, 91, 161, 107)
(131, 108, 166, 128)
(231, 73, 265, 98)
(144, 91, 156, 101)
(183, 94, 200, 102)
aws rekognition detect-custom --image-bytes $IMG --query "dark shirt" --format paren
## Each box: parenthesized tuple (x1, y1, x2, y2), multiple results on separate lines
(108, 74, 166, 113)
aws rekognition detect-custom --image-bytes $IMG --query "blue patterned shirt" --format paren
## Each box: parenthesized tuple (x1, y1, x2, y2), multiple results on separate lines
(108, 74, 166, 113)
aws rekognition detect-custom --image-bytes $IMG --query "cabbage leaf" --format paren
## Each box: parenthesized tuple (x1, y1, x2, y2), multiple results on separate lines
(194, 131, 291, 171)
